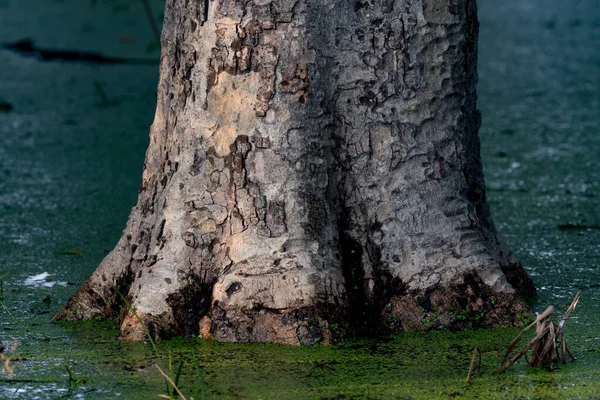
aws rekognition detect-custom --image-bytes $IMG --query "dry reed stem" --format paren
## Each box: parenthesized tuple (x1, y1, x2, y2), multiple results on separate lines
(501, 306, 554, 365)
(561, 291, 581, 325)
(530, 321, 557, 367)
(494, 291, 580, 375)
(494, 324, 551, 374)
(466, 348, 481, 382)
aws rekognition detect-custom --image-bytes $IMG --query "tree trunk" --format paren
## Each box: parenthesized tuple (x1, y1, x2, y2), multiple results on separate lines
(56, 0, 535, 344)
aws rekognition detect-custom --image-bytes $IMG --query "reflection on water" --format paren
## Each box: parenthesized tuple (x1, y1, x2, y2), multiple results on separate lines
(0, 0, 599, 398)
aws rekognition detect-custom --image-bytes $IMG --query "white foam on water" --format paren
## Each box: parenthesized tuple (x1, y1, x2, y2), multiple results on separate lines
(23, 272, 68, 288)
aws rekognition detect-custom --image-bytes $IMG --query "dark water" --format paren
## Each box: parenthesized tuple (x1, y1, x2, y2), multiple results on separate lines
(0, 0, 163, 397)
(0, 0, 599, 398)
(478, 0, 600, 321)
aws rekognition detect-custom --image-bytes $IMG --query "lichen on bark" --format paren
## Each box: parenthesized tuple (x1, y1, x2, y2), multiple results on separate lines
(55, 0, 535, 344)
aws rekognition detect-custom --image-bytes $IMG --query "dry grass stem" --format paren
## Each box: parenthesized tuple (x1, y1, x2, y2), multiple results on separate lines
(466, 348, 481, 382)
(494, 291, 580, 375)
(501, 305, 554, 365)
(155, 364, 190, 400)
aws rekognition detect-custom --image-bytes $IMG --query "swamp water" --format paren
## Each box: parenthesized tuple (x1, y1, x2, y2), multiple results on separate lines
(0, 0, 598, 398)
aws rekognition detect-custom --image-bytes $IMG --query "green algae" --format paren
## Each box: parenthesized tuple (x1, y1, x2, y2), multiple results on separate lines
(5, 320, 600, 399)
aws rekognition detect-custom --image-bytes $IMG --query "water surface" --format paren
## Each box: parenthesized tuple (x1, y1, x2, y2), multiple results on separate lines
(0, 0, 599, 398)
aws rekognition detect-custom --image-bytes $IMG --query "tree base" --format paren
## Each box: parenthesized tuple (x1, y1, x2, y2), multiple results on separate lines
(56, 263, 533, 345)
(382, 273, 532, 332)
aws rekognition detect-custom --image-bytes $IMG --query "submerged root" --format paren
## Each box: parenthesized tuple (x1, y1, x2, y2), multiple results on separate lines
(494, 291, 580, 374)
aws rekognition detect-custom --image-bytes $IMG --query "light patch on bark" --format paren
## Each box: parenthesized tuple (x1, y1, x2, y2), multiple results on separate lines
(205, 73, 264, 156)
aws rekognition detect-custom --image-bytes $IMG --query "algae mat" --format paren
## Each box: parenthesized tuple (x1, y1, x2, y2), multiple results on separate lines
(3, 321, 600, 398)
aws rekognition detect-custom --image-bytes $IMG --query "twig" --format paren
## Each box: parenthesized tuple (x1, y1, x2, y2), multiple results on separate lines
(560, 335, 567, 364)
(565, 342, 576, 362)
(1, 342, 21, 378)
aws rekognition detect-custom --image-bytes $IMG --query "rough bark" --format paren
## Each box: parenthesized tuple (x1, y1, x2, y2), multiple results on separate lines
(56, 0, 535, 344)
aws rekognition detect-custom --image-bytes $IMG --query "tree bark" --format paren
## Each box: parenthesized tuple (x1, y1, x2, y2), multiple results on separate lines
(56, 0, 535, 344)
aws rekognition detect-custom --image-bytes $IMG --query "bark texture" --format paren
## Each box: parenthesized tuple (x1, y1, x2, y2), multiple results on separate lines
(56, 0, 535, 344)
